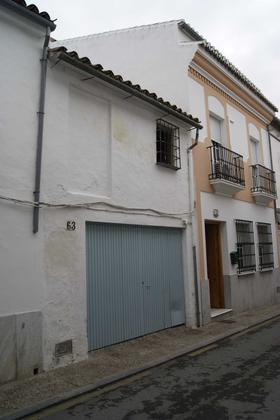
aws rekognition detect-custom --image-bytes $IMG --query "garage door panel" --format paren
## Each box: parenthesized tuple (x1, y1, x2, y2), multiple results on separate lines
(87, 223, 144, 349)
(118, 225, 144, 340)
(86, 223, 185, 351)
(142, 228, 171, 334)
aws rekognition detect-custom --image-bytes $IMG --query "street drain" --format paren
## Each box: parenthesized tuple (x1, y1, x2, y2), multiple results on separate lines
(217, 319, 236, 324)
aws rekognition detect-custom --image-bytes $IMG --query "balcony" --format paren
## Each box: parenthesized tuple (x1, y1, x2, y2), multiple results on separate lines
(251, 164, 277, 205)
(208, 140, 245, 197)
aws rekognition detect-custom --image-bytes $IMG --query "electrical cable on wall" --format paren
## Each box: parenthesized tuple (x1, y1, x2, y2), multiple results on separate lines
(0, 194, 193, 221)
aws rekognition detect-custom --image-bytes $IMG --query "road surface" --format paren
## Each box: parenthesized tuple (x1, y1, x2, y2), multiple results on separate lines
(43, 318, 280, 419)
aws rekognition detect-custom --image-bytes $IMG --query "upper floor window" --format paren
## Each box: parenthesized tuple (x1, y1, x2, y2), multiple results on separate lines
(156, 119, 181, 170)
(250, 137, 260, 165)
(210, 114, 225, 146)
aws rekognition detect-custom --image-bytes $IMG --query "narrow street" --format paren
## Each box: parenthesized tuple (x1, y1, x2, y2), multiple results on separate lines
(36, 318, 280, 420)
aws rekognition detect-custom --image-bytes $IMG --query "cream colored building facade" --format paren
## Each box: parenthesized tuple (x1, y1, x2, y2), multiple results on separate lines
(189, 46, 279, 322)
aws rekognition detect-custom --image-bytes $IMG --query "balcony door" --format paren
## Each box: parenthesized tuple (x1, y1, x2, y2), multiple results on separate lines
(250, 137, 260, 165)
(205, 222, 225, 309)
(210, 114, 225, 146)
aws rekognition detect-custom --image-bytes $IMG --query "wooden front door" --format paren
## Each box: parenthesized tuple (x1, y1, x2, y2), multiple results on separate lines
(205, 223, 225, 308)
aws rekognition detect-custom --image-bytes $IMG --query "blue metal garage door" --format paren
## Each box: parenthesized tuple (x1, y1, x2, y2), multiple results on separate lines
(86, 223, 185, 351)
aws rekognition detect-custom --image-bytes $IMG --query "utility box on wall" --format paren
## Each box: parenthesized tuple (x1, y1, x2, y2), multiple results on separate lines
(230, 251, 238, 265)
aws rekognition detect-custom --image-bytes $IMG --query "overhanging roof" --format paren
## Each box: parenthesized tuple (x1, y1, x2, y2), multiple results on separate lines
(1, 0, 56, 31)
(49, 46, 203, 129)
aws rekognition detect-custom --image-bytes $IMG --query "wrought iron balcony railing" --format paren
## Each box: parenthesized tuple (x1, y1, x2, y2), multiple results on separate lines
(251, 164, 276, 197)
(208, 140, 245, 186)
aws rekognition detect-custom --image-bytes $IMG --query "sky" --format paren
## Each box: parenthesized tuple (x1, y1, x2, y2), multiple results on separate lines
(35, 0, 280, 115)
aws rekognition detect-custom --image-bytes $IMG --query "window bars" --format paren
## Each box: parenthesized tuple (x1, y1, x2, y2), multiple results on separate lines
(235, 220, 256, 273)
(208, 140, 245, 186)
(251, 164, 276, 196)
(156, 119, 181, 170)
(257, 223, 274, 270)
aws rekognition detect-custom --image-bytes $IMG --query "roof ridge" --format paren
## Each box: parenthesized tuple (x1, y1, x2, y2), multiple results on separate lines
(54, 19, 181, 44)
(178, 21, 277, 112)
(53, 18, 277, 112)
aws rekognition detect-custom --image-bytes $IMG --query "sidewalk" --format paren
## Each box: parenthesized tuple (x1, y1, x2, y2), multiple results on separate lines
(1, 303, 280, 420)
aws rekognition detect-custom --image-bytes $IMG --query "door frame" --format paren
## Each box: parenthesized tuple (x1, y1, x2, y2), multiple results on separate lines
(205, 221, 225, 309)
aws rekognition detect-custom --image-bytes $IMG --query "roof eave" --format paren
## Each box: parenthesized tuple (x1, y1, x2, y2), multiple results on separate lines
(178, 20, 203, 42)
(271, 116, 280, 131)
(178, 21, 278, 113)
(1, 0, 56, 31)
(49, 48, 202, 129)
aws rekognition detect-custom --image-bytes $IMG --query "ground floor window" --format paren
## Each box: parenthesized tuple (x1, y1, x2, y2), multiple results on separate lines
(257, 223, 274, 270)
(235, 220, 256, 273)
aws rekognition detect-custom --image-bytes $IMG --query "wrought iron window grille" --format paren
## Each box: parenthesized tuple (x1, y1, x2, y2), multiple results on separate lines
(251, 164, 277, 196)
(235, 219, 256, 274)
(256, 223, 274, 270)
(156, 119, 181, 170)
(208, 140, 245, 186)
(276, 208, 280, 225)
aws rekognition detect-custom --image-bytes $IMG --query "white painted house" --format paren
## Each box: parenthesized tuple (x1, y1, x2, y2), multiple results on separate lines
(53, 20, 280, 323)
(0, 2, 202, 383)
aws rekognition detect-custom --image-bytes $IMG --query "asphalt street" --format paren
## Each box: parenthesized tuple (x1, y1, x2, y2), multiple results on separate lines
(42, 318, 280, 420)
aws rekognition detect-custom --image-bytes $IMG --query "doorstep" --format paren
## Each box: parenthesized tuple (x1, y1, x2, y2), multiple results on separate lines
(211, 308, 233, 318)
(1, 303, 280, 420)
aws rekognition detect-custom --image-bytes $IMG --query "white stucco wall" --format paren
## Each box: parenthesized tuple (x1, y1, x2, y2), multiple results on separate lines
(0, 7, 200, 372)
(0, 31, 197, 368)
(200, 191, 278, 278)
(188, 78, 207, 142)
(270, 134, 280, 207)
(53, 21, 198, 113)
(39, 59, 196, 368)
(227, 105, 249, 161)
(208, 96, 225, 120)
(0, 8, 47, 316)
(248, 122, 261, 141)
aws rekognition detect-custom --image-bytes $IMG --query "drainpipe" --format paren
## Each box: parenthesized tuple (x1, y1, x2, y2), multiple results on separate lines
(187, 127, 199, 152)
(187, 127, 202, 327)
(267, 125, 277, 221)
(33, 27, 51, 233)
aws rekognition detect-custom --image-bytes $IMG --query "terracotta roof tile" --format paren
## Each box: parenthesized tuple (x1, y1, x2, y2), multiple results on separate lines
(9, 0, 54, 26)
(50, 46, 202, 128)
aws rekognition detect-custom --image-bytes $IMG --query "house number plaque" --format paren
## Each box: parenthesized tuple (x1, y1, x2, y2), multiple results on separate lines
(67, 221, 76, 231)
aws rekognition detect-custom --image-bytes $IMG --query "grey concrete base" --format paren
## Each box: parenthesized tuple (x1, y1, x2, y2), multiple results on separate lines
(0, 317, 16, 384)
(200, 278, 211, 324)
(0, 311, 42, 384)
(224, 267, 280, 313)
(200, 268, 280, 320)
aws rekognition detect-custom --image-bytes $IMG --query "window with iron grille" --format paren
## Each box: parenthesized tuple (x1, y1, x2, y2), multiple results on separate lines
(235, 220, 256, 273)
(156, 119, 181, 170)
(257, 223, 274, 270)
